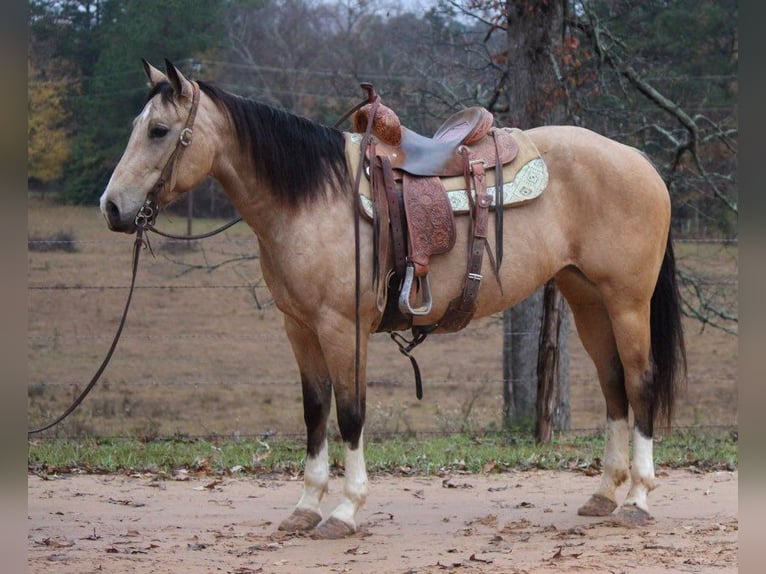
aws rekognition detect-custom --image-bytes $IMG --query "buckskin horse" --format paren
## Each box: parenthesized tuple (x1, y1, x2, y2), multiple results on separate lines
(100, 60, 685, 538)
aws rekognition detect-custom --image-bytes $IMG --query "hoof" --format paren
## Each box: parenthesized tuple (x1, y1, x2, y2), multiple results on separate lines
(577, 494, 618, 517)
(311, 516, 356, 539)
(278, 508, 322, 532)
(611, 504, 653, 527)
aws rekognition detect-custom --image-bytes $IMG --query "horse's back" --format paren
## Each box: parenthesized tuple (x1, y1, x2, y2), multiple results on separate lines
(525, 125, 667, 195)
(524, 124, 670, 230)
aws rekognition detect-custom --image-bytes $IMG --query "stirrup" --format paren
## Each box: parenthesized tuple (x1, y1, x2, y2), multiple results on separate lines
(398, 264, 432, 316)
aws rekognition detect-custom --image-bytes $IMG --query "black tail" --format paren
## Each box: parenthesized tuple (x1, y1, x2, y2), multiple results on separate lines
(650, 230, 687, 427)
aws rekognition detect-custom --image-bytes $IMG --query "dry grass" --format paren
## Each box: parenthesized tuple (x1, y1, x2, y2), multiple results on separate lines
(27, 197, 738, 439)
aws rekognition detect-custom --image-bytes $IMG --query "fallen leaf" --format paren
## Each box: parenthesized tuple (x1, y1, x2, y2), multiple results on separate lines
(39, 537, 75, 549)
(194, 480, 222, 491)
(442, 478, 473, 489)
(107, 498, 145, 507)
(469, 553, 493, 564)
(80, 529, 101, 541)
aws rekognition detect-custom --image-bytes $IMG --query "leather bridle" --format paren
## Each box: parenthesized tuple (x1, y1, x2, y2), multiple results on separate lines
(136, 80, 201, 229)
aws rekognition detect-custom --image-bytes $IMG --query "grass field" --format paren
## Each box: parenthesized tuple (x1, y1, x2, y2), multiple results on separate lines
(27, 196, 738, 441)
(28, 429, 737, 478)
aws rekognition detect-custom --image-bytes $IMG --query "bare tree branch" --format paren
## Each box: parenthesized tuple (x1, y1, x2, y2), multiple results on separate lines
(574, 9, 737, 215)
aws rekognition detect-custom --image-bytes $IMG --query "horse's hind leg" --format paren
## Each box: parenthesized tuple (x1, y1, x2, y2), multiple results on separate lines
(277, 316, 333, 533)
(556, 272, 630, 517)
(559, 268, 660, 525)
(608, 304, 658, 526)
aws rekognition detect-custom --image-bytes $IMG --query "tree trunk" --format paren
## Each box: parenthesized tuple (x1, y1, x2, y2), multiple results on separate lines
(536, 280, 562, 442)
(502, 290, 543, 429)
(497, 0, 570, 434)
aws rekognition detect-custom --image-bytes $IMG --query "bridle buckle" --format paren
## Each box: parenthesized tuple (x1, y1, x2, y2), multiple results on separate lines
(179, 127, 193, 147)
(135, 200, 158, 228)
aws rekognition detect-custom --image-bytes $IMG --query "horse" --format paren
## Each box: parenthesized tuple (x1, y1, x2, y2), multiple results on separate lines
(100, 59, 685, 539)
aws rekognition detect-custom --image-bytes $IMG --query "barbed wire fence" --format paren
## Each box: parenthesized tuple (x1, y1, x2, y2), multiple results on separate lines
(27, 231, 738, 441)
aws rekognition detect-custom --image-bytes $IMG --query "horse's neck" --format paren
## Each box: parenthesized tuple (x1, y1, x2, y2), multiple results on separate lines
(211, 152, 281, 236)
(215, 158, 355, 316)
(213, 154, 351, 253)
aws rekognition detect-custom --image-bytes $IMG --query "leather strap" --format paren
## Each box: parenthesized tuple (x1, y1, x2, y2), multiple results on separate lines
(28, 225, 148, 434)
(379, 156, 407, 280)
(150, 81, 201, 204)
(352, 90, 380, 411)
(437, 157, 491, 332)
(369, 142, 387, 296)
(493, 130, 504, 270)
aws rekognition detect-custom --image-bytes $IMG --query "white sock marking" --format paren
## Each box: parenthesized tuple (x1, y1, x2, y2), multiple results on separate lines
(296, 438, 329, 514)
(330, 430, 369, 527)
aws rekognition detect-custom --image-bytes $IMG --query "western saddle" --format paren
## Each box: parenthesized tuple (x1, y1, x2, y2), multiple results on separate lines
(352, 84, 519, 339)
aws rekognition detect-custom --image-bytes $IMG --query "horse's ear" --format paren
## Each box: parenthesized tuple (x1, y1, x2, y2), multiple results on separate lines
(164, 58, 193, 100)
(142, 58, 167, 88)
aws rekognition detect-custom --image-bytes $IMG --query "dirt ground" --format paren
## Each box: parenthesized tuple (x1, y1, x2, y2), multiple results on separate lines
(28, 468, 737, 573)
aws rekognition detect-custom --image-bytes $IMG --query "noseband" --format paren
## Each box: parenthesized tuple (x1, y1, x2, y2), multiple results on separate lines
(137, 80, 201, 227)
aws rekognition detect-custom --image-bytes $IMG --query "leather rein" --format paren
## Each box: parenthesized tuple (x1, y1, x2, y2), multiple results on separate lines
(29, 81, 230, 435)
(28, 84, 374, 435)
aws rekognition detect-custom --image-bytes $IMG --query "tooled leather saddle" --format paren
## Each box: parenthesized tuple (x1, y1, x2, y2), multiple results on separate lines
(352, 84, 519, 335)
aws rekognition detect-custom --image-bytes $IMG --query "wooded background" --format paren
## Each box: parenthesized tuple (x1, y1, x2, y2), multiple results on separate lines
(28, 0, 737, 234)
(28, 0, 737, 435)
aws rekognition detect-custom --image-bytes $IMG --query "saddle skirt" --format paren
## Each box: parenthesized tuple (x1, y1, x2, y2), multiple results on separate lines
(347, 127, 549, 221)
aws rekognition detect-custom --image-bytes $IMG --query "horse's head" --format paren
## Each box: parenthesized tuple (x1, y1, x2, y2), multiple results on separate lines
(100, 59, 214, 233)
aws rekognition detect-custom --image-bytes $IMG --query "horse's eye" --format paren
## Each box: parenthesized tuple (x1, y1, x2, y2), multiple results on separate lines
(149, 125, 170, 139)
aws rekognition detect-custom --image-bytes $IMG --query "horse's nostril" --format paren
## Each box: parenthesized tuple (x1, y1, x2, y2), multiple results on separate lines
(105, 200, 121, 225)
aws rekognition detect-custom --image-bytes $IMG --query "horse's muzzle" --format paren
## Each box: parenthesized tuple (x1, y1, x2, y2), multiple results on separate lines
(103, 199, 138, 234)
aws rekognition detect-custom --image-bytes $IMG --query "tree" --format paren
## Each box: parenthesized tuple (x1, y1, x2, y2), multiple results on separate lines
(434, 0, 737, 430)
(27, 58, 75, 186)
(441, 0, 572, 431)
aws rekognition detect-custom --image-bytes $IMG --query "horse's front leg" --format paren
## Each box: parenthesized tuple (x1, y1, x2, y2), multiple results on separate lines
(312, 324, 369, 539)
(277, 317, 333, 533)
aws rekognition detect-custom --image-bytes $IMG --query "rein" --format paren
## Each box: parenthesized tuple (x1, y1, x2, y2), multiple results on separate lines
(28, 222, 148, 435)
(28, 81, 234, 435)
(351, 84, 380, 414)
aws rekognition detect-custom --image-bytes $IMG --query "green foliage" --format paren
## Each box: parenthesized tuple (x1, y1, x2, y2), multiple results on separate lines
(29, 0, 226, 204)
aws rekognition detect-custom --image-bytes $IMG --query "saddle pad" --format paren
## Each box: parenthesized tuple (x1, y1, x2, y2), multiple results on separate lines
(347, 127, 548, 220)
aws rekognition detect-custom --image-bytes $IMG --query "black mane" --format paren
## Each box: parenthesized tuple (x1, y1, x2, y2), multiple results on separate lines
(147, 81, 349, 205)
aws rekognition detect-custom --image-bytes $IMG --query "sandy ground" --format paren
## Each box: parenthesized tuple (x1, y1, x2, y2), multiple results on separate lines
(28, 468, 737, 573)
